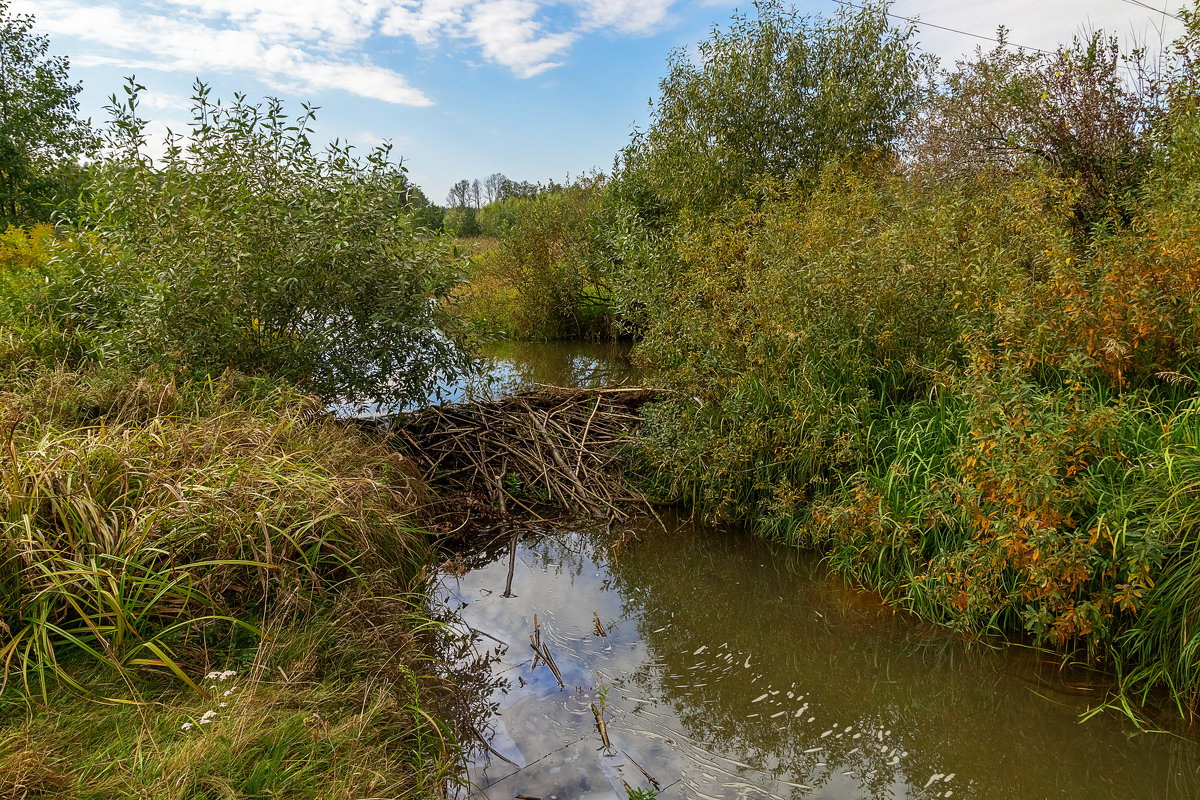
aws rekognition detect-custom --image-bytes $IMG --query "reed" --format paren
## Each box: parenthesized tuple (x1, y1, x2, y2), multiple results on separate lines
(1103, 399, 1200, 718)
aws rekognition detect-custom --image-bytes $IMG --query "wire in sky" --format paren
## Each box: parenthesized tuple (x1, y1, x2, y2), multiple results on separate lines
(828, 0, 1054, 55)
(1119, 0, 1183, 23)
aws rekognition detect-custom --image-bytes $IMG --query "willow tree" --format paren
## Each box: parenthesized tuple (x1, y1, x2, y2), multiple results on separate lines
(617, 0, 925, 216)
(56, 81, 469, 410)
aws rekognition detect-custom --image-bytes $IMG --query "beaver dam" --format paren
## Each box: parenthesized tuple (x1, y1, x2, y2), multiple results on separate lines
(384, 385, 657, 524)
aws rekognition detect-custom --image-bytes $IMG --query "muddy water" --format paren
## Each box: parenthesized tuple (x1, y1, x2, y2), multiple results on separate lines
(441, 519, 1200, 800)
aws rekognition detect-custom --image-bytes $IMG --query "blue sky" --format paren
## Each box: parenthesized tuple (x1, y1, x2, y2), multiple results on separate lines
(21, 0, 1185, 204)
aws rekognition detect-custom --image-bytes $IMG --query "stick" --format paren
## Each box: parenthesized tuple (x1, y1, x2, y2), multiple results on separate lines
(621, 749, 661, 790)
(502, 531, 518, 598)
(530, 410, 602, 517)
(591, 703, 612, 751)
(575, 396, 602, 473)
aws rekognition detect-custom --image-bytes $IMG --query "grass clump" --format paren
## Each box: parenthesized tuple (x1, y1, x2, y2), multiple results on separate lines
(1, 369, 429, 697)
(0, 597, 465, 799)
(0, 365, 473, 793)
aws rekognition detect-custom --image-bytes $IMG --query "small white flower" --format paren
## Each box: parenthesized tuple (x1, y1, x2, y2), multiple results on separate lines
(181, 722, 193, 731)
(206, 671, 221, 680)
(199, 718, 211, 725)
(221, 669, 237, 680)
(219, 702, 227, 708)
(201, 710, 217, 721)
(222, 689, 233, 697)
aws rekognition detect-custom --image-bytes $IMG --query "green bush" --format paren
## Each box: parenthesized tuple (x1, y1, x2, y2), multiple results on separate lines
(443, 205, 480, 237)
(616, 0, 924, 218)
(458, 178, 613, 340)
(50, 80, 468, 409)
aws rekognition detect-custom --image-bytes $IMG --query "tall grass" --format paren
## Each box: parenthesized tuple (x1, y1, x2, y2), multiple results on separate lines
(1104, 399, 1200, 717)
(0, 360, 473, 793)
(1, 368, 433, 699)
(0, 597, 466, 799)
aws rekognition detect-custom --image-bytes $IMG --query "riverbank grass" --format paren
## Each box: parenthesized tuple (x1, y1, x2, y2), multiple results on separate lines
(0, 364, 464, 795)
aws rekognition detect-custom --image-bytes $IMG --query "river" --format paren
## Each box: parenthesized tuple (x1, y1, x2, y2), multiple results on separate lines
(438, 341, 1200, 800)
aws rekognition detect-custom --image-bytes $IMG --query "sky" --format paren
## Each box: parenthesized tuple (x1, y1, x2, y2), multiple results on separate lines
(19, 0, 1187, 204)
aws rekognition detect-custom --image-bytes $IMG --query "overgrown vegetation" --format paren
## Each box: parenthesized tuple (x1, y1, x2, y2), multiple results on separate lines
(472, 0, 1200, 723)
(0, 241, 473, 795)
(454, 176, 613, 340)
(0, 6, 479, 792)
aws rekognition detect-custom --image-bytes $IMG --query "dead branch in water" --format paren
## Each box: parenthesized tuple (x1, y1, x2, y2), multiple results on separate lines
(389, 385, 657, 523)
(591, 702, 612, 751)
(529, 613, 564, 688)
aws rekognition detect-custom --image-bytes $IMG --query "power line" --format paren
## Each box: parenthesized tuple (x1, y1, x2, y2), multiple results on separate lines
(829, 0, 1054, 55)
(1119, 0, 1183, 23)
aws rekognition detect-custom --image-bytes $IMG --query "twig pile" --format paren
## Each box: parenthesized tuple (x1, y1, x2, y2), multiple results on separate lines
(391, 386, 656, 521)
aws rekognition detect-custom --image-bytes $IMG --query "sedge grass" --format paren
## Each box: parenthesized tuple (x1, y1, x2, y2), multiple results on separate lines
(0, 367, 433, 698)
(0, 366, 474, 795)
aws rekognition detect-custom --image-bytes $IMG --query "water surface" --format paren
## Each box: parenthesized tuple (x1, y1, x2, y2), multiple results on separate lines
(345, 338, 637, 416)
(462, 339, 638, 399)
(441, 520, 1200, 800)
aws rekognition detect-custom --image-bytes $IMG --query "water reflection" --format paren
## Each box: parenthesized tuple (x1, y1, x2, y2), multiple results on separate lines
(461, 339, 638, 401)
(440, 518, 1200, 799)
(341, 339, 638, 417)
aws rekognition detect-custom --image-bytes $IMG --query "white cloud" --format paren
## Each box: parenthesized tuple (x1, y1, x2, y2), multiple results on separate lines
(381, 0, 474, 46)
(20, 1, 433, 106)
(162, 0, 391, 47)
(465, 0, 576, 77)
(381, 0, 577, 76)
(572, 0, 675, 36)
(21, 0, 686, 100)
(889, 0, 1185, 64)
(137, 89, 192, 112)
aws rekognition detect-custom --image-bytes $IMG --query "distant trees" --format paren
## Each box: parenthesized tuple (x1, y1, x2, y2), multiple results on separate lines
(440, 172, 564, 236)
(484, 172, 506, 204)
(0, 0, 94, 225)
(446, 173, 557, 209)
(446, 178, 472, 208)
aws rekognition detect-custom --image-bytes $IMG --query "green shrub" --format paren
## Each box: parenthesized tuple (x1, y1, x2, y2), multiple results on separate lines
(631, 166, 1067, 522)
(458, 178, 613, 340)
(443, 205, 480, 237)
(50, 80, 469, 409)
